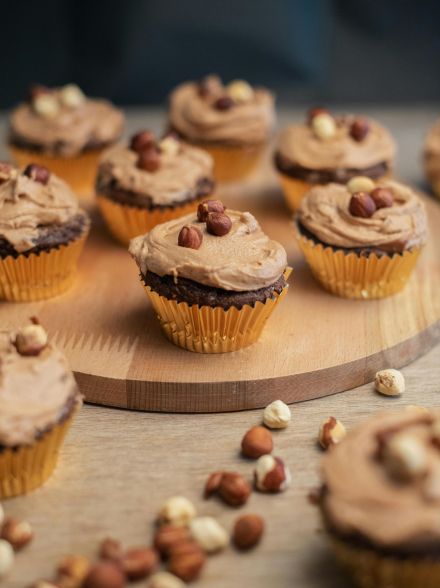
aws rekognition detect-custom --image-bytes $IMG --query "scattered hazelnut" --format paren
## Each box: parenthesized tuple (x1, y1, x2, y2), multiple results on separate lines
(349, 118, 370, 142)
(374, 369, 405, 397)
(158, 496, 197, 527)
(0, 162, 17, 184)
(160, 136, 180, 157)
(189, 517, 229, 553)
(130, 130, 156, 153)
(99, 537, 123, 561)
(349, 192, 377, 218)
(148, 571, 186, 588)
(83, 561, 125, 588)
(383, 433, 429, 480)
(1, 517, 33, 550)
(254, 455, 291, 492)
(204, 471, 224, 498)
(23, 163, 51, 185)
(233, 514, 264, 550)
(370, 187, 394, 209)
(59, 84, 86, 108)
(168, 541, 205, 582)
(57, 554, 91, 586)
(311, 112, 336, 140)
(33, 93, 60, 119)
(226, 80, 254, 103)
(346, 175, 376, 194)
(0, 539, 14, 578)
(206, 212, 232, 236)
(217, 472, 252, 506)
(241, 426, 273, 459)
(154, 525, 191, 559)
(121, 547, 158, 581)
(318, 417, 346, 449)
(14, 323, 48, 356)
(307, 107, 330, 124)
(214, 96, 235, 111)
(263, 400, 291, 429)
(137, 148, 161, 172)
(197, 199, 225, 222)
(177, 226, 203, 250)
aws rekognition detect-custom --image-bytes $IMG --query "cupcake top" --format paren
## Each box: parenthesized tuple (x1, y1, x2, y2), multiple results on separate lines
(168, 75, 275, 146)
(9, 84, 124, 157)
(277, 109, 396, 171)
(0, 162, 87, 253)
(297, 178, 427, 253)
(320, 409, 440, 552)
(96, 131, 214, 207)
(0, 321, 80, 447)
(129, 201, 287, 291)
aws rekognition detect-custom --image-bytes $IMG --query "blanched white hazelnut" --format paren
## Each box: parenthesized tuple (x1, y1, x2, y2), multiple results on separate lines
(158, 496, 196, 527)
(0, 539, 14, 577)
(226, 80, 254, 103)
(318, 417, 346, 449)
(190, 516, 229, 553)
(383, 433, 429, 480)
(15, 323, 48, 356)
(33, 93, 60, 119)
(254, 455, 291, 492)
(59, 84, 86, 108)
(347, 176, 376, 194)
(375, 369, 405, 397)
(149, 571, 186, 588)
(263, 400, 291, 429)
(311, 113, 336, 140)
(160, 136, 180, 157)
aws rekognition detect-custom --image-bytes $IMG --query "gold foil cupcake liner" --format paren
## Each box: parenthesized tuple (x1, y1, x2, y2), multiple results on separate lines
(193, 141, 266, 183)
(97, 194, 208, 246)
(296, 231, 421, 299)
(143, 268, 292, 353)
(0, 233, 88, 302)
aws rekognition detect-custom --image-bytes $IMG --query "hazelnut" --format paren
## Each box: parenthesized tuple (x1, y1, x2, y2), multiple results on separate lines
(14, 323, 48, 356)
(154, 525, 191, 559)
(204, 471, 224, 498)
(370, 187, 394, 209)
(59, 84, 85, 108)
(206, 212, 232, 236)
(168, 541, 205, 582)
(383, 433, 429, 480)
(0, 539, 14, 578)
(197, 199, 225, 222)
(349, 117, 370, 142)
(28, 84, 51, 102)
(158, 496, 197, 527)
(214, 96, 235, 111)
(349, 192, 377, 218)
(226, 80, 254, 103)
(347, 175, 376, 194)
(177, 226, 203, 250)
(33, 93, 60, 119)
(254, 455, 291, 493)
(307, 107, 330, 124)
(0, 162, 17, 184)
(23, 163, 51, 185)
(148, 571, 186, 588)
(375, 369, 405, 397)
(217, 472, 252, 506)
(241, 426, 273, 459)
(160, 136, 180, 157)
(57, 554, 91, 586)
(263, 400, 291, 429)
(121, 547, 158, 581)
(1, 517, 33, 550)
(189, 517, 229, 553)
(233, 514, 264, 550)
(318, 417, 346, 449)
(130, 130, 156, 153)
(99, 537, 123, 561)
(311, 112, 336, 140)
(137, 148, 161, 172)
(83, 561, 125, 588)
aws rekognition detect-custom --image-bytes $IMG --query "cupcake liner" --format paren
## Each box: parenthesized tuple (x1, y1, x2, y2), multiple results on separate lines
(142, 268, 292, 353)
(296, 230, 421, 299)
(192, 141, 267, 183)
(97, 194, 208, 246)
(0, 232, 88, 302)
(331, 536, 440, 588)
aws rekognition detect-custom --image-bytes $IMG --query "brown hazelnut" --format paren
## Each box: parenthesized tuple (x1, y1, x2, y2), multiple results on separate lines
(206, 471, 251, 506)
(206, 212, 232, 236)
(168, 541, 205, 582)
(370, 187, 394, 209)
(204, 471, 224, 498)
(23, 163, 51, 185)
(254, 455, 291, 493)
(177, 225, 203, 250)
(1, 517, 33, 550)
(137, 148, 161, 172)
(214, 96, 235, 111)
(318, 417, 347, 449)
(241, 426, 273, 459)
(130, 130, 156, 153)
(154, 525, 191, 559)
(349, 192, 377, 218)
(197, 199, 225, 222)
(121, 547, 158, 581)
(350, 118, 370, 142)
(233, 514, 264, 550)
(82, 561, 125, 588)
(99, 537, 123, 562)
(57, 554, 91, 585)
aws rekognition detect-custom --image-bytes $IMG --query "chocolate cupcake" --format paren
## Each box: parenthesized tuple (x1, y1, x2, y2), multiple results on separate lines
(129, 200, 290, 353)
(317, 409, 440, 588)
(96, 131, 214, 245)
(0, 162, 90, 301)
(0, 320, 81, 499)
(295, 177, 427, 299)
(168, 75, 275, 182)
(8, 84, 124, 196)
(423, 120, 440, 199)
(275, 108, 396, 211)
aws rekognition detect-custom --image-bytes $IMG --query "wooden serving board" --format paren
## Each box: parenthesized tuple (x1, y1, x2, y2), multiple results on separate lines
(2, 178, 440, 412)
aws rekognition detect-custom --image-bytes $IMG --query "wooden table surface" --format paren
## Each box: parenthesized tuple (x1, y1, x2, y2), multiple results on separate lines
(1, 106, 440, 587)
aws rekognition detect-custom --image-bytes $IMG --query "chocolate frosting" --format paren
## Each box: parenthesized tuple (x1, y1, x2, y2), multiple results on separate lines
(97, 142, 214, 206)
(277, 116, 396, 170)
(0, 332, 80, 447)
(321, 410, 440, 551)
(424, 120, 440, 181)
(129, 210, 287, 291)
(0, 168, 87, 253)
(297, 180, 427, 253)
(168, 78, 275, 146)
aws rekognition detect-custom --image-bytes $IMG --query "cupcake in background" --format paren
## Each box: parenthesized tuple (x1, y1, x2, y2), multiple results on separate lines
(275, 108, 396, 211)
(0, 320, 81, 499)
(129, 199, 290, 353)
(295, 177, 427, 299)
(0, 162, 90, 301)
(96, 130, 214, 245)
(168, 74, 275, 182)
(423, 120, 440, 198)
(8, 84, 124, 196)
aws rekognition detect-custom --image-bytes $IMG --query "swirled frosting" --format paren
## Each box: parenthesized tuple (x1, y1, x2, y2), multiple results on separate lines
(0, 332, 80, 447)
(0, 167, 87, 253)
(97, 142, 214, 206)
(297, 180, 427, 253)
(424, 120, 440, 181)
(169, 77, 275, 146)
(277, 116, 396, 170)
(129, 210, 287, 291)
(320, 410, 440, 551)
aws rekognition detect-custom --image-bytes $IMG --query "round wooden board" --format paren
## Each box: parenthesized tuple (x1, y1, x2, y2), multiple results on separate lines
(2, 177, 440, 412)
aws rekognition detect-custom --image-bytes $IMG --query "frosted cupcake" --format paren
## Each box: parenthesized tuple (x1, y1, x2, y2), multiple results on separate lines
(424, 120, 440, 198)
(96, 131, 214, 245)
(296, 177, 427, 299)
(275, 108, 396, 211)
(8, 84, 124, 196)
(168, 75, 275, 182)
(0, 321, 81, 499)
(129, 200, 290, 353)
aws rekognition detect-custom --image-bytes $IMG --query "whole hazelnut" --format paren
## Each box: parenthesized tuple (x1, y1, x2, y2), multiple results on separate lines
(214, 96, 235, 111)
(1, 517, 33, 550)
(168, 541, 205, 582)
(233, 514, 264, 550)
(206, 212, 232, 236)
(0, 162, 17, 184)
(254, 455, 291, 493)
(33, 93, 60, 119)
(14, 323, 48, 356)
(177, 225, 203, 250)
(383, 433, 429, 480)
(218, 472, 252, 506)
(0, 539, 14, 578)
(311, 113, 336, 140)
(121, 547, 158, 581)
(154, 525, 191, 559)
(158, 496, 197, 527)
(374, 369, 405, 397)
(148, 571, 186, 588)
(159, 136, 180, 157)
(226, 80, 254, 103)
(241, 426, 273, 459)
(204, 471, 224, 498)
(318, 417, 347, 449)
(197, 199, 225, 222)
(137, 148, 161, 172)
(57, 554, 91, 585)
(59, 84, 86, 108)
(347, 176, 376, 194)
(99, 537, 123, 561)
(130, 130, 156, 153)
(23, 163, 51, 185)
(189, 517, 229, 553)
(349, 192, 377, 218)
(307, 106, 330, 124)
(263, 400, 291, 429)
(350, 117, 370, 142)
(83, 561, 125, 588)
(370, 187, 394, 209)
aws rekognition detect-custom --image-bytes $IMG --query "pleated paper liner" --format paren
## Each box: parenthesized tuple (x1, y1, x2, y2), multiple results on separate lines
(97, 194, 210, 246)
(296, 230, 421, 300)
(142, 268, 292, 353)
(0, 232, 88, 302)
(331, 536, 440, 588)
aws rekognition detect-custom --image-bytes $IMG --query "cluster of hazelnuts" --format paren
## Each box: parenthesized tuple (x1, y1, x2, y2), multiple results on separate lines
(178, 199, 232, 250)
(308, 107, 370, 143)
(347, 176, 394, 219)
(198, 75, 255, 112)
(0, 161, 50, 186)
(130, 130, 181, 173)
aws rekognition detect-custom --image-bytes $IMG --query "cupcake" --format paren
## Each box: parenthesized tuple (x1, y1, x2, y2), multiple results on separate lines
(168, 75, 275, 182)
(96, 131, 215, 245)
(8, 84, 124, 196)
(295, 177, 427, 299)
(0, 320, 81, 499)
(0, 162, 90, 301)
(275, 108, 396, 211)
(129, 200, 290, 353)
(423, 120, 440, 198)
(317, 409, 440, 588)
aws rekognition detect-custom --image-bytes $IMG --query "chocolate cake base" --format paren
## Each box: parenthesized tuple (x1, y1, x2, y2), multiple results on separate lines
(143, 270, 286, 310)
(8, 133, 120, 157)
